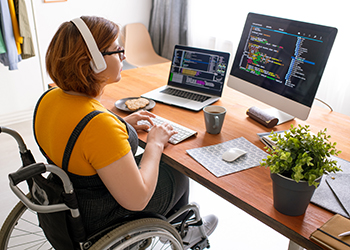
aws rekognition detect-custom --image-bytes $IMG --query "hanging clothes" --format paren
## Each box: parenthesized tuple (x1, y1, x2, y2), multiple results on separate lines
(0, 0, 22, 70)
(0, 27, 6, 53)
(7, 0, 22, 55)
(14, 0, 35, 59)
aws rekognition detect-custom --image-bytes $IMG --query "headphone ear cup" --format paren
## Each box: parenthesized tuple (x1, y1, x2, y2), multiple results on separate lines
(89, 60, 105, 73)
(71, 18, 107, 73)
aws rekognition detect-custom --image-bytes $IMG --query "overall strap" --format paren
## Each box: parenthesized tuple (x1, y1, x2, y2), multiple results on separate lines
(32, 88, 103, 171)
(62, 110, 103, 172)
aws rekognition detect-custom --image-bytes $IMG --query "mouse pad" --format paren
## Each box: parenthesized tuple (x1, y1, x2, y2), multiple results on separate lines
(186, 137, 268, 177)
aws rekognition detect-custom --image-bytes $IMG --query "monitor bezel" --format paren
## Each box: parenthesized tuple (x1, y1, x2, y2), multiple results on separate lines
(227, 13, 337, 121)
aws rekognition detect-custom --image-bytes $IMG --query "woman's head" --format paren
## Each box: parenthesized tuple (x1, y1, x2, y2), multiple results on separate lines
(46, 16, 120, 97)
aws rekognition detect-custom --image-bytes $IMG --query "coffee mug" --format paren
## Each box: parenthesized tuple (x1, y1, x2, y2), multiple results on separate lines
(203, 105, 226, 134)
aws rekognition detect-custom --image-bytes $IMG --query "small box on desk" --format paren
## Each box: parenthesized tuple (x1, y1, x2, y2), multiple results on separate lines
(310, 214, 350, 250)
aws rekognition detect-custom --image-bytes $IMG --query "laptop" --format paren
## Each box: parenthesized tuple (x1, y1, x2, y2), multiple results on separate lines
(141, 45, 230, 111)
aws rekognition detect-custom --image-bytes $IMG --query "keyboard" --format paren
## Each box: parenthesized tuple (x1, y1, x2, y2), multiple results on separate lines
(137, 114, 197, 144)
(161, 88, 210, 102)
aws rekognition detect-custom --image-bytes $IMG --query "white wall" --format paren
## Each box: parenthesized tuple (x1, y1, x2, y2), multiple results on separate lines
(2, 0, 348, 125)
(0, 0, 152, 125)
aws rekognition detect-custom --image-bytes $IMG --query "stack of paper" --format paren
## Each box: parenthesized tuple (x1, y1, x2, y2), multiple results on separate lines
(257, 130, 287, 149)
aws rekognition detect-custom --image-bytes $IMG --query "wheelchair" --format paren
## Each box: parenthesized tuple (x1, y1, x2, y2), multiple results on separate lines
(0, 126, 211, 250)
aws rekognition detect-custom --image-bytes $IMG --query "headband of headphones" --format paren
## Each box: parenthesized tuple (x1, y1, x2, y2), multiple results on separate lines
(71, 18, 107, 73)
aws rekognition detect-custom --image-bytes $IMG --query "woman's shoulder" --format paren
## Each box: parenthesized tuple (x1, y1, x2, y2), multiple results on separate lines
(86, 110, 127, 132)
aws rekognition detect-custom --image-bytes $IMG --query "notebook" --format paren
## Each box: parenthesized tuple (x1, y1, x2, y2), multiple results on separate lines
(141, 45, 230, 111)
(310, 214, 350, 250)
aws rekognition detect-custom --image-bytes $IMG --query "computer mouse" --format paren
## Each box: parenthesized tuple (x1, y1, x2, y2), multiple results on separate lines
(222, 148, 247, 162)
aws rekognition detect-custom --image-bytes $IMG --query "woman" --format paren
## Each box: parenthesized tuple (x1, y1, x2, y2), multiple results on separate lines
(34, 16, 217, 248)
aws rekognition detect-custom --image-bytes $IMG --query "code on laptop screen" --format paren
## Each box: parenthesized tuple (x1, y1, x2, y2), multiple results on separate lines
(168, 45, 230, 96)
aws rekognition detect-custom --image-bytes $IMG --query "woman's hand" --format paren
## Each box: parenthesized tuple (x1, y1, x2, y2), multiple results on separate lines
(147, 123, 177, 148)
(124, 110, 155, 131)
(124, 110, 177, 147)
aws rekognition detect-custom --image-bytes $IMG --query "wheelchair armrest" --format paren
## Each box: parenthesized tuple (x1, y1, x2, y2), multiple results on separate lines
(8, 163, 76, 214)
(9, 163, 74, 194)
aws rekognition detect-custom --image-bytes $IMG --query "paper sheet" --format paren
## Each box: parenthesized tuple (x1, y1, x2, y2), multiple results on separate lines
(311, 156, 350, 218)
(326, 173, 350, 217)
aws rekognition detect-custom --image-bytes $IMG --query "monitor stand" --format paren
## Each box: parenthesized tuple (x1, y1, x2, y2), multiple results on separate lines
(264, 108, 294, 125)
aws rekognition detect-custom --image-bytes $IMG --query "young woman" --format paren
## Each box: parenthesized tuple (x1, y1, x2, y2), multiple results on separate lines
(34, 16, 217, 248)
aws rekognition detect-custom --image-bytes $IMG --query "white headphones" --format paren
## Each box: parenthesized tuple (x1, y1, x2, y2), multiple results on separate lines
(71, 18, 107, 73)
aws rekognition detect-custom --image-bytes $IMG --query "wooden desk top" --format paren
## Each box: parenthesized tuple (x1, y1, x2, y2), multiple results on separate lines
(101, 62, 350, 249)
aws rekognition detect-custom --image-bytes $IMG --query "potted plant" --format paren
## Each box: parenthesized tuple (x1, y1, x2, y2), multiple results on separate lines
(260, 124, 342, 216)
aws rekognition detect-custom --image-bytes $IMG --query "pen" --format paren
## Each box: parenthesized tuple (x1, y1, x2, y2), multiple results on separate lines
(338, 231, 350, 237)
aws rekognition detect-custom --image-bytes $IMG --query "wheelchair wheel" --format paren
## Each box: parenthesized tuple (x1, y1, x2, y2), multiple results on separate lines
(0, 194, 53, 250)
(89, 217, 183, 250)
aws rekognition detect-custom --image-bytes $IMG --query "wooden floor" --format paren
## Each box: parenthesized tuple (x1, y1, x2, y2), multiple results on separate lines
(0, 120, 290, 249)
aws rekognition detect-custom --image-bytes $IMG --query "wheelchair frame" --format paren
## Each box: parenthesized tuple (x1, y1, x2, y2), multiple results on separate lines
(0, 126, 211, 250)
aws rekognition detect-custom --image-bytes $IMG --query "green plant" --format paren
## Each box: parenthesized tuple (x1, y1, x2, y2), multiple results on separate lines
(260, 124, 342, 187)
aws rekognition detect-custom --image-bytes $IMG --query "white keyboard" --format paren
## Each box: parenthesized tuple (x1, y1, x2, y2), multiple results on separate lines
(137, 114, 197, 144)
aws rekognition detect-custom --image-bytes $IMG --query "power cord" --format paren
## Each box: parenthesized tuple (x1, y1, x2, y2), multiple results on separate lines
(315, 98, 333, 112)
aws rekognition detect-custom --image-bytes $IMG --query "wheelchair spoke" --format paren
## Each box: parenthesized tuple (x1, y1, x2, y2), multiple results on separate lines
(24, 240, 50, 250)
(12, 228, 45, 238)
(19, 217, 40, 227)
(1, 202, 53, 250)
(8, 239, 47, 249)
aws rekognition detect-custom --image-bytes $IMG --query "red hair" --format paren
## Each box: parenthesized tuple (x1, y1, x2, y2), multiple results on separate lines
(46, 16, 119, 97)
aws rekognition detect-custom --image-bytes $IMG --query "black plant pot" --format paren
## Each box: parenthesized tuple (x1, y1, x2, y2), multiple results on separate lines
(270, 172, 320, 216)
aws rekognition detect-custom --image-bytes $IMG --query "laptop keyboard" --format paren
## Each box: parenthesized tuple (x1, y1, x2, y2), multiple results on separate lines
(137, 114, 197, 144)
(161, 88, 211, 102)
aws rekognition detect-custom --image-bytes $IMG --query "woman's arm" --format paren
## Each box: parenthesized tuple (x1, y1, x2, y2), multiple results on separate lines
(96, 122, 176, 211)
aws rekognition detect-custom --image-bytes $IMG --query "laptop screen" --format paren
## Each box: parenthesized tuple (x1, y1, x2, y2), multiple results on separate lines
(168, 45, 230, 96)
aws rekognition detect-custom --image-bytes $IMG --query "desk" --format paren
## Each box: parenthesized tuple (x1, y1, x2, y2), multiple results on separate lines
(101, 62, 350, 250)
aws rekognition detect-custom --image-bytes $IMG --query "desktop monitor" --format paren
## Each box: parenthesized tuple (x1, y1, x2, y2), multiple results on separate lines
(227, 13, 337, 123)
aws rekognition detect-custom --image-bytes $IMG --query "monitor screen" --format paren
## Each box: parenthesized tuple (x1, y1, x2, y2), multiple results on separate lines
(227, 13, 337, 122)
(169, 45, 230, 96)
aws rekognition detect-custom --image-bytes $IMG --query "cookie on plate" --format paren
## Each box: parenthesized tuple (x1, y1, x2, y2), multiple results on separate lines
(125, 98, 150, 111)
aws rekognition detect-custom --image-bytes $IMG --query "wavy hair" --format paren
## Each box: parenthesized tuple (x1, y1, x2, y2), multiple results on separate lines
(46, 16, 120, 97)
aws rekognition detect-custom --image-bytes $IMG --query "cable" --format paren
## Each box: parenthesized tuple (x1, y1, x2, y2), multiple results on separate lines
(315, 98, 333, 111)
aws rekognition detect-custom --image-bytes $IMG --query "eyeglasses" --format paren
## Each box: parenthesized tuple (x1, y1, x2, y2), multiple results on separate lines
(102, 47, 125, 61)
